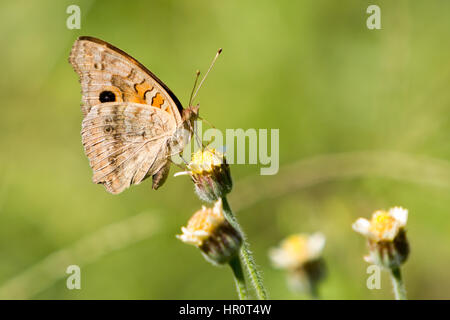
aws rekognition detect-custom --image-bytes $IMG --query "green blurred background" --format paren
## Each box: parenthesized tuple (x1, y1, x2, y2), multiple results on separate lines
(0, 0, 449, 299)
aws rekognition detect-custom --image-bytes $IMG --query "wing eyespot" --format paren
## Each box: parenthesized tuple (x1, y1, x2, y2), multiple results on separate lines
(104, 125, 114, 133)
(99, 91, 116, 103)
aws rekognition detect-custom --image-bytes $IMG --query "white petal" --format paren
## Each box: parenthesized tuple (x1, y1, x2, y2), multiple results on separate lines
(381, 224, 400, 241)
(181, 226, 189, 234)
(352, 218, 371, 236)
(389, 207, 408, 226)
(269, 247, 300, 269)
(213, 198, 223, 214)
(268, 248, 289, 268)
(173, 171, 190, 177)
(193, 230, 210, 237)
(364, 254, 374, 264)
(307, 233, 326, 259)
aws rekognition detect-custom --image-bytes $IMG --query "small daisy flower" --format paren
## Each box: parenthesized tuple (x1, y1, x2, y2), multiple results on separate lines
(177, 199, 242, 265)
(352, 207, 410, 269)
(269, 233, 326, 270)
(269, 233, 327, 297)
(176, 148, 232, 202)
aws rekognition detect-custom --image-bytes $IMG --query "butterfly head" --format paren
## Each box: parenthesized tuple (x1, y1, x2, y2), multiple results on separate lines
(182, 105, 200, 123)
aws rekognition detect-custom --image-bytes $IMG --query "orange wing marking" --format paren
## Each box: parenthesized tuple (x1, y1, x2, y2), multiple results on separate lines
(151, 93, 165, 108)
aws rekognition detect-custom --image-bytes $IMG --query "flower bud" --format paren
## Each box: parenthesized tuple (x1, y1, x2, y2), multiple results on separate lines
(187, 149, 232, 203)
(352, 207, 410, 269)
(177, 199, 242, 265)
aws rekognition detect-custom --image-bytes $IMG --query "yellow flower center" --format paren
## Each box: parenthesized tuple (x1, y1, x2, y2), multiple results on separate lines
(178, 200, 225, 247)
(187, 207, 223, 234)
(281, 235, 309, 265)
(370, 211, 397, 239)
(189, 149, 224, 174)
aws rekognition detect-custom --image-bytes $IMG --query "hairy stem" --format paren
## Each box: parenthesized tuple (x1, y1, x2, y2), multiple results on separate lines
(221, 197, 268, 300)
(390, 267, 407, 300)
(229, 256, 247, 300)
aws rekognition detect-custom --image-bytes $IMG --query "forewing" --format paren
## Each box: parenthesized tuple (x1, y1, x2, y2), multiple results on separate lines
(69, 36, 183, 125)
(81, 102, 176, 194)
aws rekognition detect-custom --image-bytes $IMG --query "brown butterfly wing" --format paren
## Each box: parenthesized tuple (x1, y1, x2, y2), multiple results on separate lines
(81, 102, 176, 194)
(70, 36, 187, 193)
(69, 36, 183, 125)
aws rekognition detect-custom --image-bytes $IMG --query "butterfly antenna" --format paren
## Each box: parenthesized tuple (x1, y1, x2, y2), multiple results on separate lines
(189, 115, 206, 150)
(190, 117, 221, 159)
(197, 115, 218, 150)
(188, 70, 201, 107)
(191, 48, 222, 103)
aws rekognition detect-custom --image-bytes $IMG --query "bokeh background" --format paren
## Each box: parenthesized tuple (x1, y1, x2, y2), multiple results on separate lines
(0, 0, 449, 299)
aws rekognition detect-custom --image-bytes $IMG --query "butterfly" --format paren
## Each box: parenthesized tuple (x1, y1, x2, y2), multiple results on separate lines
(69, 36, 201, 194)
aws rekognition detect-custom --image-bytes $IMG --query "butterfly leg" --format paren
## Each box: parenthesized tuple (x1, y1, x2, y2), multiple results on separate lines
(178, 154, 189, 166)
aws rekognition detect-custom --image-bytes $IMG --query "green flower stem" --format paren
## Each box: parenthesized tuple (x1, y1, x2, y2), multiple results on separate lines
(309, 282, 319, 300)
(229, 256, 248, 300)
(390, 267, 407, 300)
(221, 197, 268, 300)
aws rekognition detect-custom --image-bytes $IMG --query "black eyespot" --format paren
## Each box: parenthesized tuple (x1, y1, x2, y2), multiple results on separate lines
(104, 125, 114, 133)
(99, 91, 116, 103)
